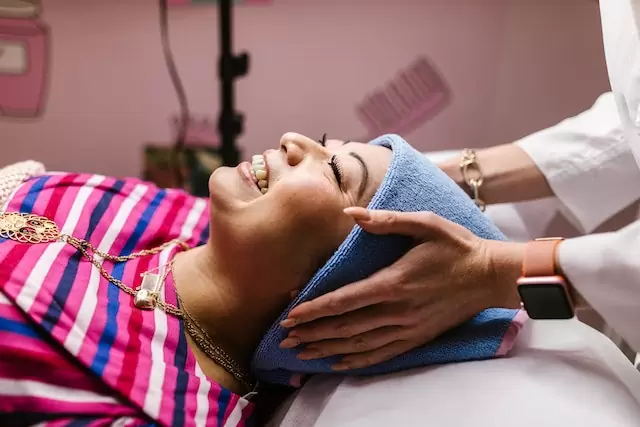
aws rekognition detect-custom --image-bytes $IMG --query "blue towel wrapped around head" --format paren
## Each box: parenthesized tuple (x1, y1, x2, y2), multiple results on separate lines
(251, 134, 522, 386)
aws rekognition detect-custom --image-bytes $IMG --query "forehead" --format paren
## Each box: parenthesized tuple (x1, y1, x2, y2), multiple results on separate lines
(334, 142, 392, 201)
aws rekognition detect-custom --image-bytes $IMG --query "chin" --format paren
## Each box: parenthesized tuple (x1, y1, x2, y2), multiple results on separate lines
(208, 166, 255, 208)
(208, 167, 227, 194)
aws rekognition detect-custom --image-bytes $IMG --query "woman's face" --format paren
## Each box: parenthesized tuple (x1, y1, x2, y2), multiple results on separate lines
(207, 132, 391, 299)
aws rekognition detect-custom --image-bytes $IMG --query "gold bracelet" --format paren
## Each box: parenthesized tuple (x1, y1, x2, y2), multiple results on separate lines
(459, 148, 486, 212)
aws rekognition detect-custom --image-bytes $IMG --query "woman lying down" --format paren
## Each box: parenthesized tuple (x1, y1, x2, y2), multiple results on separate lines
(0, 134, 638, 426)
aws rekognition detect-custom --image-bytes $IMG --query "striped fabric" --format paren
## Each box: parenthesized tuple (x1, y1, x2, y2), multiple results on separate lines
(0, 173, 255, 427)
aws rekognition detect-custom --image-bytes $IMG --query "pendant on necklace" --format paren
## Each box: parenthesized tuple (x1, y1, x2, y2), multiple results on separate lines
(135, 272, 161, 310)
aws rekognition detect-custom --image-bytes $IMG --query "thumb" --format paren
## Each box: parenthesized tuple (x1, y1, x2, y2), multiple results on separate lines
(343, 207, 446, 240)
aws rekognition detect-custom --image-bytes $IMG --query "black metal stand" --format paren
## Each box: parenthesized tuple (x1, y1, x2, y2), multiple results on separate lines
(217, 0, 249, 166)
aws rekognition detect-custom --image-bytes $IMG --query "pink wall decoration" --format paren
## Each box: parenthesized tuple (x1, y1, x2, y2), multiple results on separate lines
(356, 56, 450, 141)
(0, 0, 49, 117)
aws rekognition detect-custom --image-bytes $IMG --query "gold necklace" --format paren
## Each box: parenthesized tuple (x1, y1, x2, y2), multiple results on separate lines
(0, 212, 254, 391)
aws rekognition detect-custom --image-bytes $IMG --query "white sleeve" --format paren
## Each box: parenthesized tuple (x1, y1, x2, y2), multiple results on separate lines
(558, 219, 640, 353)
(516, 92, 640, 234)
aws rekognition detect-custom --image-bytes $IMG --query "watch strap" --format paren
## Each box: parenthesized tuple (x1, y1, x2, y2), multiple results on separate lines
(522, 238, 564, 277)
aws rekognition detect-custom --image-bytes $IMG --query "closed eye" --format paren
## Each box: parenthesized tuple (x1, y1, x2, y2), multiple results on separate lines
(328, 155, 344, 188)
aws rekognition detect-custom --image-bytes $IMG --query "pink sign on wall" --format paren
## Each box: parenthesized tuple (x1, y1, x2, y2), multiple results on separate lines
(356, 56, 451, 141)
(0, 0, 49, 117)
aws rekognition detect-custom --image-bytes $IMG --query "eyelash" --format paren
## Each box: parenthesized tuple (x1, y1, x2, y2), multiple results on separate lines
(317, 134, 344, 187)
(329, 155, 344, 187)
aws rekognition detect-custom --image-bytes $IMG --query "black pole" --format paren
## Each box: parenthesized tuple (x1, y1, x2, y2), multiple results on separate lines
(217, 0, 249, 166)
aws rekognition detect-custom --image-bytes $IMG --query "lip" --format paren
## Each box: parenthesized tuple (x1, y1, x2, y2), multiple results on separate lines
(238, 161, 261, 193)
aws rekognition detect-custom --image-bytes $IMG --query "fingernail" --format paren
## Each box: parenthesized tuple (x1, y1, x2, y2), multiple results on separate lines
(279, 338, 301, 349)
(280, 318, 298, 328)
(343, 207, 371, 221)
(331, 363, 351, 371)
(297, 349, 321, 360)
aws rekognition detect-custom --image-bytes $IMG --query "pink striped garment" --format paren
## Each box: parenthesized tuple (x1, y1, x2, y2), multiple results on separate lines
(0, 173, 255, 427)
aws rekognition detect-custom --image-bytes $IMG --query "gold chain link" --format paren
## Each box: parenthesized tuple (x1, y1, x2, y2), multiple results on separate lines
(62, 234, 187, 316)
(459, 148, 486, 212)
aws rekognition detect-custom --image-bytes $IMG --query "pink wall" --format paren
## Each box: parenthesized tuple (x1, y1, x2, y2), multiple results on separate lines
(0, 0, 610, 177)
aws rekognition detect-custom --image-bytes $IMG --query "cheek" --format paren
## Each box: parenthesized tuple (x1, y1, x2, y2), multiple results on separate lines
(274, 178, 341, 222)
(271, 179, 353, 254)
(209, 173, 354, 274)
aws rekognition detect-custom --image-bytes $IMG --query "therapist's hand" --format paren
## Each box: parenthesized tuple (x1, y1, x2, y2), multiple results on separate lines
(279, 207, 524, 370)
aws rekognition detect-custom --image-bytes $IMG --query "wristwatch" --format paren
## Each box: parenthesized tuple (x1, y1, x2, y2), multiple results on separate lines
(516, 237, 575, 319)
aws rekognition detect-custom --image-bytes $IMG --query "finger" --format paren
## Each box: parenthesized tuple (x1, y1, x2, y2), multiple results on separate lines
(296, 326, 404, 360)
(282, 276, 392, 327)
(282, 303, 407, 345)
(331, 339, 416, 371)
(343, 208, 454, 240)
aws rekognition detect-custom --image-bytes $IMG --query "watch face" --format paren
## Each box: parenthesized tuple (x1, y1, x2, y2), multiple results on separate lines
(518, 283, 573, 320)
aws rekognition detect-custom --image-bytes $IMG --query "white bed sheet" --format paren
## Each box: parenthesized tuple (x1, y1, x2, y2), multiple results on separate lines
(269, 318, 640, 427)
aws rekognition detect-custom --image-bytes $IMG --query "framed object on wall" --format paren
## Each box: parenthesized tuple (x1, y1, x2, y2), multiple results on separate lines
(0, 0, 49, 117)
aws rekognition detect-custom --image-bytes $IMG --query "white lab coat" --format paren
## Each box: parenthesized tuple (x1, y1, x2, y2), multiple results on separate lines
(515, 92, 640, 235)
(557, 0, 640, 354)
(270, 1, 640, 426)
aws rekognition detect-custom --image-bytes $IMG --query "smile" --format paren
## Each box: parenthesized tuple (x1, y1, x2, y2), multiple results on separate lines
(251, 154, 269, 194)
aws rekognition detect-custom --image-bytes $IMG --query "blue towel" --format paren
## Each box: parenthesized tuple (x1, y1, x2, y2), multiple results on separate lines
(251, 134, 520, 386)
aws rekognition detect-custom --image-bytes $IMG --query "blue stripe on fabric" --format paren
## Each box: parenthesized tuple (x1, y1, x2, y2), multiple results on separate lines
(90, 189, 165, 375)
(65, 418, 97, 427)
(217, 387, 231, 427)
(199, 223, 210, 246)
(0, 316, 39, 338)
(19, 175, 51, 212)
(41, 180, 126, 333)
(171, 313, 189, 427)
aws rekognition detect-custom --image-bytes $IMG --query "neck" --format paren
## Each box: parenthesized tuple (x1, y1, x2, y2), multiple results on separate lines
(171, 244, 286, 388)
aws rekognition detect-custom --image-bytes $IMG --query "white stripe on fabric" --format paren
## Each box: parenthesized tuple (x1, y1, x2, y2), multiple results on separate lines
(112, 416, 141, 427)
(193, 362, 213, 427)
(224, 398, 250, 427)
(0, 292, 10, 305)
(180, 197, 210, 425)
(180, 198, 207, 241)
(0, 378, 120, 404)
(143, 247, 171, 419)
(143, 197, 207, 421)
(15, 175, 106, 312)
(65, 183, 148, 354)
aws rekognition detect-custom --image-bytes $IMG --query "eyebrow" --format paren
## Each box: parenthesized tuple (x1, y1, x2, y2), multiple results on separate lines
(349, 152, 369, 200)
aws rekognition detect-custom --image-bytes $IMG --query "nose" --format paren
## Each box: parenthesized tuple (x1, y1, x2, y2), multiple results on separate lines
(279, 132, 328, 166)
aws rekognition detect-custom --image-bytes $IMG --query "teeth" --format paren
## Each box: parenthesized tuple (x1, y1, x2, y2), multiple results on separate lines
(251, 155, 269, 194)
